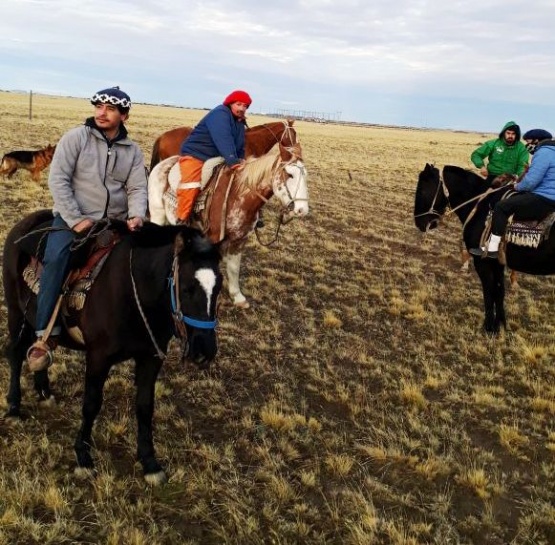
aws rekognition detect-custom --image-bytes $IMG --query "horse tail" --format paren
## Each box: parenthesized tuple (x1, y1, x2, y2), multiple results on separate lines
(150, 137, 161, 171)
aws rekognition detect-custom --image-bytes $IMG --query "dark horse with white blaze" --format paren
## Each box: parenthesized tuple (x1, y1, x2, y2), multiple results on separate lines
(3, 210, 222, 484)
(414, 163, 555, 333)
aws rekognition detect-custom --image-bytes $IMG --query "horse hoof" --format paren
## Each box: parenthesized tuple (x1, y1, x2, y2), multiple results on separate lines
(5, 406, 21, 419)
(38, 396, 57, 409)
(234, 300, 250, 309)
(74, 466, 96, 480)
(144, 470, 167, 486)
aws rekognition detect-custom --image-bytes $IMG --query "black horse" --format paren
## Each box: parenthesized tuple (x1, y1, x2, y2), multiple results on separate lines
(414, 164, 555, 333)
(3, 209, 222, 484)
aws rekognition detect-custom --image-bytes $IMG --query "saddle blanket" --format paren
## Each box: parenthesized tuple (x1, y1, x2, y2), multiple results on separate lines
(506, 212, 555, 248)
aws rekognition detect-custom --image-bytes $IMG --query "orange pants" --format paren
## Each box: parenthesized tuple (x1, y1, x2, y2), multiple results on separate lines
(177, 156, 204, 221)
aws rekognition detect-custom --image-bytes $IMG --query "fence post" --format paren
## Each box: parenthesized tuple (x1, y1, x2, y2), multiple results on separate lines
(29, 90, 33, 121)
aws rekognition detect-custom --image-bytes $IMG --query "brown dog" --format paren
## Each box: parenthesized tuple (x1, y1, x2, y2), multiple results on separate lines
(0, 144, 56, 182)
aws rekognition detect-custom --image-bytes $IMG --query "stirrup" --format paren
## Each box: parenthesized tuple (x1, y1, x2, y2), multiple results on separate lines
(469, 247, 499, 259)
(26, 339, 56, 372)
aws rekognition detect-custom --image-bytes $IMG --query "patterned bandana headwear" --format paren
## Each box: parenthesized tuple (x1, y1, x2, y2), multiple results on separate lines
(223, 90, 252, 107)
(91, 86, 131, 113)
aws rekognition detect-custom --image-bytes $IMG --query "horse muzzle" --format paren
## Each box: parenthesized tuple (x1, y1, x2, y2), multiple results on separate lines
(426, 218, 440, 231)
(282, 201, 309, 223)
(414, 213, 439, 233)
(186, 329, 218, 369)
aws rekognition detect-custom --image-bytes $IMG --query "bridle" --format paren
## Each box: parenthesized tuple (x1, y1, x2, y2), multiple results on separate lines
(130, 248, 217, 360)
(252, 153, 309, 247)
(414, 167, 512, 232)
(277, 158, 308, 223)
(168, 254, 218, 334)
(262, 120, 298, 148)
(413, 169, 450, 224)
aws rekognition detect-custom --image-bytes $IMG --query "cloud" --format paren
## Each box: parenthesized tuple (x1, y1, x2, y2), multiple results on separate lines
(1, 0, 555, 130)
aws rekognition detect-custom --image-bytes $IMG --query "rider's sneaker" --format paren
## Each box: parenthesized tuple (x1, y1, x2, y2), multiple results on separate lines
(26, 338, 58, 372)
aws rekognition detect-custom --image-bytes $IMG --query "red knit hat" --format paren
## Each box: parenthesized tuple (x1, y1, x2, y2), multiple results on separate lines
(223, 90, 252, 107)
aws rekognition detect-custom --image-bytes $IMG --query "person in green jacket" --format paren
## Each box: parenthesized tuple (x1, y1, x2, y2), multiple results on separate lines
(470, 121, 529, 184)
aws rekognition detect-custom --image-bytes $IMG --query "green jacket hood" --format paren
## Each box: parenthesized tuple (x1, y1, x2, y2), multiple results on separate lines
(499, 121, 521, 140)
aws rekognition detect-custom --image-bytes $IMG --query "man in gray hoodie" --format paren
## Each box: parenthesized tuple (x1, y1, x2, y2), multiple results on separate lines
(27, 86, 148, 371)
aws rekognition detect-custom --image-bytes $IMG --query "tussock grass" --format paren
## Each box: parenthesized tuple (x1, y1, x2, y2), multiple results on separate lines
(2, 91, 555, 543)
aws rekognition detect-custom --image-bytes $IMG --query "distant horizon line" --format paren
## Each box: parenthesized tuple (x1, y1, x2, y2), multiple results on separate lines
(0, 88, 494, 135)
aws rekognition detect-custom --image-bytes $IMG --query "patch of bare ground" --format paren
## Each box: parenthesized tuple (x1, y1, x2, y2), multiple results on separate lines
(2, 92, 555, 544)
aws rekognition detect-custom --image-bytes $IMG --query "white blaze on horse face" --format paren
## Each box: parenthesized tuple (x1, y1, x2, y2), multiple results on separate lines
(274, 160, 309, 218)
(195, 268, 217, 315)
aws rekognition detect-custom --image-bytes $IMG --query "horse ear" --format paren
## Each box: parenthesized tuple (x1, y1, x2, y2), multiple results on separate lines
(175, 229, 216, 256)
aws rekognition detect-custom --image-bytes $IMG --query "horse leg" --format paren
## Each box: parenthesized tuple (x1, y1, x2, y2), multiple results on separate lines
(460, 248, 471, 272)
(4, 285, 42, 416)
(224, 251, 250, 308)
(74, 362, 110, 475)
(134, 354, 166, 485)
(509, 270, 519, 290)
(33, 369, 55, 405)
(493, 260, 507, 331)
(5, 325, 33, 417)
(474, 257, 505, 334)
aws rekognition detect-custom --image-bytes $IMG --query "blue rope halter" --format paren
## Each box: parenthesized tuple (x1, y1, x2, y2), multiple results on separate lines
(168, 276, 218, 330)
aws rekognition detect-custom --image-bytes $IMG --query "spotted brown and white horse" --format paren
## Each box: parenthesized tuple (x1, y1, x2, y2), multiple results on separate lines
(148, 143, 309, 308)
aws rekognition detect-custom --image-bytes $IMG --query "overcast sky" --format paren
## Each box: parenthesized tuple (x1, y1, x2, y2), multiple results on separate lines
(1, 0, 555, 132)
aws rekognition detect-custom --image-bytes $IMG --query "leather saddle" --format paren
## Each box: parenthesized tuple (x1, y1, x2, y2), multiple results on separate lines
(21, 220, 122, 309)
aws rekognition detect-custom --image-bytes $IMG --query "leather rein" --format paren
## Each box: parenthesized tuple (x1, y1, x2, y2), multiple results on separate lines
(414, 171, 509, 232)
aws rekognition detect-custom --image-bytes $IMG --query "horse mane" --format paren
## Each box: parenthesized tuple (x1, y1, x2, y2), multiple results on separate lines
(130, 222, 213, 253)
(443, 165, 490, 192)
(247, 120, 295, 133)
(150, 138, 161, 170)
(236, 148, 282, 189)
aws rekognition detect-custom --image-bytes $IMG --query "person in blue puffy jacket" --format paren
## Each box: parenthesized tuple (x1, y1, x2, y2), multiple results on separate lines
(176, 90, 251, 222)
(470, 128, 555, 258)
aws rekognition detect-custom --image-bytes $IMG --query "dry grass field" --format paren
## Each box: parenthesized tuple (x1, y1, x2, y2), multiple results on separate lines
(1, 91, 555, 545)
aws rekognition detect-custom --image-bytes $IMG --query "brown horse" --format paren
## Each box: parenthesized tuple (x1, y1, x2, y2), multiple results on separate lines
(149, 120, 297, 170)
(148, 143, 309, 308)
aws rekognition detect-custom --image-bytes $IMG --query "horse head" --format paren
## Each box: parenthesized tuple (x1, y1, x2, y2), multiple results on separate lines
(273, 143, 309, 223)
(414, 163, 448, 232)
(280, 119, 297, 148)
(173, 228, 222, 369)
